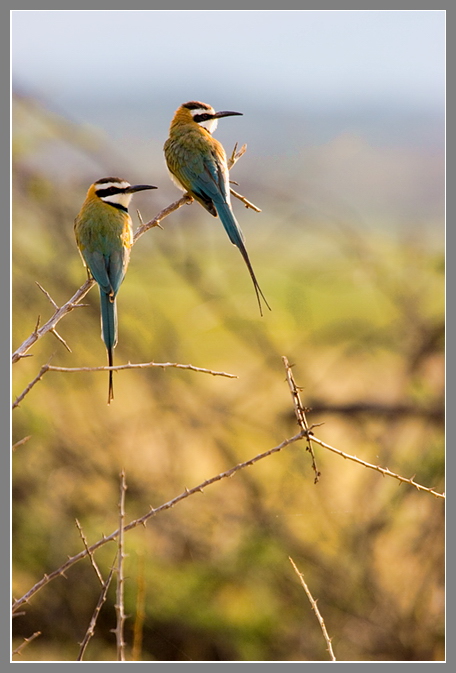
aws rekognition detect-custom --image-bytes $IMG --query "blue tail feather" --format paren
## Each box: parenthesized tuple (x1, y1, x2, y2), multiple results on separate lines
(100, 288, 117, 404)
(214, 199, 271, 316)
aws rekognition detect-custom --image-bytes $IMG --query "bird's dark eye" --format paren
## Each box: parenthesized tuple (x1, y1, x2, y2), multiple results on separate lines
(193, 113, 213, 123)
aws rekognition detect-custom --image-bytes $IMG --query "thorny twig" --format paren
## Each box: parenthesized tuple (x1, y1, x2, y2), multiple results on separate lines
(283, 356, 321, 483)
(12, 279, 94, 364)
(77, 566, 115, 662)
(12, 361, 237, 409)
(12, 631, 42, 657)
(289, 557, 336, 661)
(308, 432, 445, 498)
(75, 519, 104, 586)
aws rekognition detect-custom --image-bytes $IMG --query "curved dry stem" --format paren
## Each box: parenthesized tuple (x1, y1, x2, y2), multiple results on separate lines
(289, 557, 336, 661)
(13, 361, 237, 410)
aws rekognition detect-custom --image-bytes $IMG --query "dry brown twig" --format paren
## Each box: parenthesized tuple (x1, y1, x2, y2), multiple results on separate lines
(75, 519, 117, 661)
(12, 631, 42, 658)
(227, 143, 262, 212)
(281, 356, 445, 499)
(12, 361, 237, 410)
(75, 519, 104, 586)
(289, 557, 336, 661)
(309, 432, 445, 498)
(282, 355, 321, 483)
(12, 436, 31, 451)
(12, 278, 94, 364)
(12, 144, 258, 367)
(77, 566, 115, 662)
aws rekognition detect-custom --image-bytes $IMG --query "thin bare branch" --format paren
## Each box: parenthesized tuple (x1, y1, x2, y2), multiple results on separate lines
(133, 194, 193, 242)
(227, 142, 247, 169)
(230, 187, 262, 212)
(36, 281, 59, 309)
(281, 358, 444, 497)
(12, 436, 31, 451)
(77, 565, 115, 662)
(75, 519, 104, 586)
(41, 361, 237, 377)
(12, 364, 52, 409)
(12, 631, 42, 657)
(283, 356, 321, 483)
(75, 519, 118, 660)
(12, 361, 237, 410)
(50, 327, 72, 352)
(289, 557, 336, 661)
(309, 433, 445, 499)
(114, 470, 128, 661)
(12, 278, 95, 364)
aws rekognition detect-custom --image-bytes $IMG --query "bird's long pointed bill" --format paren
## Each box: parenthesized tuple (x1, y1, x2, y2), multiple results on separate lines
(214, 110, 243, 119)
(125, 184, 158, 193)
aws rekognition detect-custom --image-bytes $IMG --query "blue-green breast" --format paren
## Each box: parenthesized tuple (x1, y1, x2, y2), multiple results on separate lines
(75, 201, 132, 257)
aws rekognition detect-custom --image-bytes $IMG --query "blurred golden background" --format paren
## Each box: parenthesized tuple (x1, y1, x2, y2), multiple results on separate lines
(12, 11, 444, 662)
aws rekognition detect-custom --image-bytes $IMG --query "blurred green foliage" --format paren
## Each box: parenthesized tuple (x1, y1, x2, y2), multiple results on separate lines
(12, 93, 444, 662)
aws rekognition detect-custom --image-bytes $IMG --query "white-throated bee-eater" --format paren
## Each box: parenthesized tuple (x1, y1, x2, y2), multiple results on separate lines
(74, 177, 157, 403)
(164, 101, 270, 315)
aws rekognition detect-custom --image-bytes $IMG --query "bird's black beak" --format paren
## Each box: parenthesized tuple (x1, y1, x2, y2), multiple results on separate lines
(214, 110, 243, 119)
(125, 184, 158, 193)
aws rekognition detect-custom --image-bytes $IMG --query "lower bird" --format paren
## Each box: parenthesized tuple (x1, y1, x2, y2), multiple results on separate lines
(164, 100, 270, 315)
(74, 177, 157, 403)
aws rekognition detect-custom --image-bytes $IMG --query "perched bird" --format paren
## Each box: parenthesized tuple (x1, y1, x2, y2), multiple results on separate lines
(74, 177, 157, 403)
(164, 101, 270, 315)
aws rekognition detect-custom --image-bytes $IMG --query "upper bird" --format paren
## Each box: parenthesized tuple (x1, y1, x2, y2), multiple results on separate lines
(164, 101, 270, 315)
(74, 177, 157, 404)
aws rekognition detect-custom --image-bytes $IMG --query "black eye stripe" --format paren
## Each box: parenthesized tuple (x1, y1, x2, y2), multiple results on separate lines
(96, 186, 125, 198)
(193, 113, 214, 123)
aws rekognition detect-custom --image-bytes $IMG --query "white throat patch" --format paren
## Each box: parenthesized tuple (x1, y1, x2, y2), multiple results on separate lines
(95, 181, 133, 209)
(190, 108, 218, 134)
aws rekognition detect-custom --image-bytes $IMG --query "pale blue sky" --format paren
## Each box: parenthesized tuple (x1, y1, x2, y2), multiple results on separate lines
(12, 10, 445, 110)
(11, 10, 445, 237)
